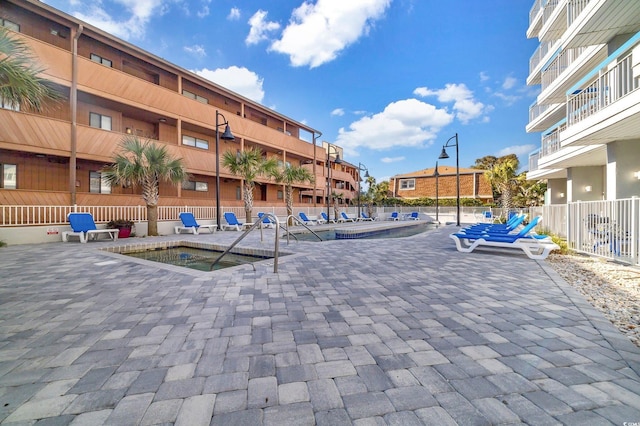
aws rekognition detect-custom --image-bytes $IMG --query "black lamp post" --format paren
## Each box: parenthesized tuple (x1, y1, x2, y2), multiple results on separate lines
(438, 133, 460, 227)
(215, 110, 235, 229)
(433, 161, 439, 223)
(326, 143, 342, 221)
(357, 162, 369, 219)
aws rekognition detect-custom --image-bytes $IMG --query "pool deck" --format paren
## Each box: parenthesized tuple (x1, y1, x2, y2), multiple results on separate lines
(0, 223, 639, 425)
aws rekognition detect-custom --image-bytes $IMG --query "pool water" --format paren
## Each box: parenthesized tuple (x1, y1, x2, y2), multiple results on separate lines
(125, 247, 274, 271)
(289, 223, 437, 242)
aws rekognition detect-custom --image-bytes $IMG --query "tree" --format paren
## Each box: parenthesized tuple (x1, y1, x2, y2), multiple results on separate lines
(102, 136, 187, 236)
(222, 147, 278, 224)
(471, 155, 499, 170)
(514, 176, 547, 207)
(0, 27, 62, 111)
(272, 164, 315, 224)
(484, 156, 520, 208)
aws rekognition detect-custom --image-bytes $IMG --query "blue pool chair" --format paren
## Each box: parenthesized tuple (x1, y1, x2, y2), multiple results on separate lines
(387, 212, 399, 221)
(360, 212, 374, 221)
(175, 212, 216, 234)
(258, 212, 275, 229)
(299, 212, 317, 225)
(340, 212, 355, 222)
(320, 212, 336, 223)
(222, 212, 245, 231)
(62, 212, 119, 243)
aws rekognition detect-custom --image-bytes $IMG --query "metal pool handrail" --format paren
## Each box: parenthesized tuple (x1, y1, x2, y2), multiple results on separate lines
(282, 215, 324, 244)
(210, 213, 281, 272)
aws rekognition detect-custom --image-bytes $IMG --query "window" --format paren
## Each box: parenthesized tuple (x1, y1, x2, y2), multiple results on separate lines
(182, 90, 208, 104)
(182, 181, 208, 192)
(182, 135, 209, 150)
(1, 19, 19, 32)
(277, 190, 283, 200)
(0, 96, 19, 111)
(236, 186, 242, 200)
(89, 112, 112, 130)
(399, 179, 415, 190)
(2, 164, 17, 189)
(89, 171, 111, 194)
(90, 53, 112, 67)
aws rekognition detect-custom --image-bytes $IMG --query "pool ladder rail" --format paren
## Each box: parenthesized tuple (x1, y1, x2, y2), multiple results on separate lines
(210, 214, 324, 272)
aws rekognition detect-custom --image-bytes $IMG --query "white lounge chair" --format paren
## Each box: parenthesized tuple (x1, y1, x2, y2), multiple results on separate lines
(62, 212, 119, 243)
(175, 212, 216, 234)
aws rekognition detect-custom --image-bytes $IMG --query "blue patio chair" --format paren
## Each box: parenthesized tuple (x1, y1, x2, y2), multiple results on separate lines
(407, 212, 419, 220)
(340, 212, 355, 222)
(450, 216, 558, 260)
(387, 212, 399, 221)
(320, 212, 336, 223)
(360, 212, 374, 221)
(299, 212, 317, 225)
(222, 212, 245, 231)
(62, 212, 119, 243)
(258, 212, 275, 229)
(175, 212, 216, 234)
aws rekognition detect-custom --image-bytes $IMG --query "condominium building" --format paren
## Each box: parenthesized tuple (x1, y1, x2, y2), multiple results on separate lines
(0, 0, 359, 212)
(525, 0, 640, 203)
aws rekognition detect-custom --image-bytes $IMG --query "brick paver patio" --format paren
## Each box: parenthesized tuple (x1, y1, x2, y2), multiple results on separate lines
(0, 224, 639, 425)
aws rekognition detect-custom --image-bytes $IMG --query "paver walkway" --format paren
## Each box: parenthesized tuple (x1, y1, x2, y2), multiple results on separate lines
(0, 224, 639, 425)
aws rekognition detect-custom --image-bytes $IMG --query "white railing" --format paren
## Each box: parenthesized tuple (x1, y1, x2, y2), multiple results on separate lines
(530, 40, 557, 74)
(529, 0, 544, 28)
(540, 121, 566, 157)
(541, 46, 587, 91)
(534, 199, 639, 265)
(567, 0, 591, 26)
(567, 52, 637, 126)
(529, 150, 540, 172)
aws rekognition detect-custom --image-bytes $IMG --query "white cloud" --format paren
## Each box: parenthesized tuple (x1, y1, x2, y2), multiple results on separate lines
(502, 76, 517, 90)
(270, 0, 392, 68)
(228, 7, 241, 20)
(246, 10, 280, 45)
(381, 156, 405, 163)
(331, 108, 345, 116)
(335, 98, 453, 155)
(73, 0, 164, 40)
(184, 44, 206, 58)
(414, 83, 490, 124)
(496, 144, 537, 158)
(197, 6, 210, 18)
(194, 66, 265, 103)
(479, 71, 489, 82)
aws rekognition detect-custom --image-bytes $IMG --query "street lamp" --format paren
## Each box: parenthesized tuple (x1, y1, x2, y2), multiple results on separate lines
(215, 110, 235, 229)
(326, 143, 342, 221)
(433, 161, 439, 223)
(438, 133, 460, 226)
(357, 162, 369, 219)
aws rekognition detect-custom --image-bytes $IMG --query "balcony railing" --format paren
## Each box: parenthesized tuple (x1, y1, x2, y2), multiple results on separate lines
(541, 46, 588, 91)
(567, 0, 591, 26)
(541, 121, 566, 157)
(542, 0, 561, 27)
(567, 51, 638, 127)
(529, 0, 544, 28)
(530, 40, 557, 75)
(529, 101, 551, 123)
(528, 150, 540, 172)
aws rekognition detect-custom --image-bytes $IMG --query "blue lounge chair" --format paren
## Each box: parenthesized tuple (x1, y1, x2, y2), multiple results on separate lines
(175, 212, 216, 234)
(340, 212, 355, 222)
(222, 212, 245, 231)
(320, 212, 336, 223)
(258, 212, 275, 229)
(299, 212, 317, 225)
(387, 212, 399, 221)
(461, 214, 527, 235)
(62, 212, 119, 243)
(407, 212, 419, 220)
(450, 216, 558, 260)
(360, 212, 374, 221)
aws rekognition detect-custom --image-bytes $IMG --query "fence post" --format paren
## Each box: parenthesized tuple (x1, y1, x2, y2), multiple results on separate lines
(631, 197, 638, 265)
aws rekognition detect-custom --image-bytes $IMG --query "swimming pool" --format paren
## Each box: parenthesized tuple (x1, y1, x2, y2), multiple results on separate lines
(288, 222, 437, 242)
(102, 241, 283, 272)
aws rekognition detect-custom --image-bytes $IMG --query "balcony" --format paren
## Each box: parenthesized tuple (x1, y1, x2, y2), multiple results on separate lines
(563, 35, 640, 145)
(527, 101, 565, 132)
(541, 120, 566, 157)
(565, 0, 640, 49)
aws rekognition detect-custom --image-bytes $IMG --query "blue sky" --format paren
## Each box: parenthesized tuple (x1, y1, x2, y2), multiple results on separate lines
(42, 0, 540, 183)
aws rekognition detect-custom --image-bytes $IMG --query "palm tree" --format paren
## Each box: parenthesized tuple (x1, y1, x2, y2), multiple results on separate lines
(484, 157, 519, 208)
(272, 164, 315, 224)
(222, 147, 278, 224)
(102, 136, 187, 236)
(0, 27, 62, 111)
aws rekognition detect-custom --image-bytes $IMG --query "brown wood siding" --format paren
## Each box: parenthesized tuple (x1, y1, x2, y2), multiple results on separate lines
(0, 110, 71, 155)
(397, 173, 493, 201)
(0, 3, 71, 51)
